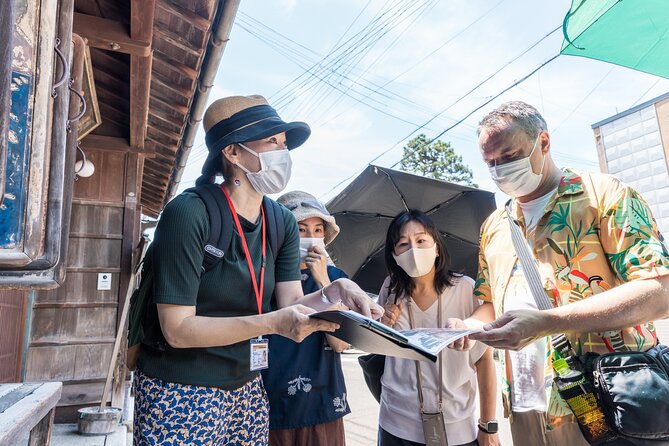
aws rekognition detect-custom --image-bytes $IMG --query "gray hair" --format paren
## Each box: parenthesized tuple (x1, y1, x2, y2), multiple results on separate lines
(477, 101, 547, 139)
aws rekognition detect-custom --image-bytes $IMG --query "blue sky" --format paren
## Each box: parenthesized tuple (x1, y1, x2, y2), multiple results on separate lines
(176, 0, 669, 206)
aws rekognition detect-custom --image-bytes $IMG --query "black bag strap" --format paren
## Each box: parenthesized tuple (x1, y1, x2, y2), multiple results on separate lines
(185, 183, 234, 272)
(184, 184, 286, 272)
(262, 196, 285, 258)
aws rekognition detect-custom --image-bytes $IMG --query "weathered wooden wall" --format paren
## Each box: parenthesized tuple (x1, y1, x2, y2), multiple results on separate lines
(0, 290, 28, 383)
(24, 150, 141, 422)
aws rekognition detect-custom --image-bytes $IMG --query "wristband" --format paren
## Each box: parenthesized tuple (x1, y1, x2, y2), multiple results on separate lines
(478, 419, 498, 434)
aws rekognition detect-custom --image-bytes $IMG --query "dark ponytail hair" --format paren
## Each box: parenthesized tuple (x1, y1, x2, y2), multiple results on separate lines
(195, 149, 235, 186)
(195, 174, 215, 186)
(384, 210, 459, 302)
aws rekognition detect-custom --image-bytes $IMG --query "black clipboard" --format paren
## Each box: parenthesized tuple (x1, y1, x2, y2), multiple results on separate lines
(310, 310, 438, 362)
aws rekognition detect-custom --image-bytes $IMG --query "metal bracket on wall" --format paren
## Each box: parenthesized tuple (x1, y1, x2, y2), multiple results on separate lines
(66, 78, 86, 132)
(51, 38, 69, 98)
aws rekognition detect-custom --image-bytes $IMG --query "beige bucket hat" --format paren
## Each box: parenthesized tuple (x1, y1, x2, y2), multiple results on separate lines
(277, 191, 340, 245)
(202, 95, 310, 176)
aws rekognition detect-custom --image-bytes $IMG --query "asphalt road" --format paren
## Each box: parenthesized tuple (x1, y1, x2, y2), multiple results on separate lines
(340, 350, 514, 446)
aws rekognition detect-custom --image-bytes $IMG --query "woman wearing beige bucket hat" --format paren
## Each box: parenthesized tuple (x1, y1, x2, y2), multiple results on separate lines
(263, 191, 351, 446)
(133, 95, 383, 446)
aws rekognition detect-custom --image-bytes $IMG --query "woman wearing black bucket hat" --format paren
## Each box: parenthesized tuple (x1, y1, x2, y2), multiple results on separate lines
(133, 95, 383, 446)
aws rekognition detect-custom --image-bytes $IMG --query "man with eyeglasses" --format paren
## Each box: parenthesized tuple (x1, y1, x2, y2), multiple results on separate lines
(450, 101, 669, 446)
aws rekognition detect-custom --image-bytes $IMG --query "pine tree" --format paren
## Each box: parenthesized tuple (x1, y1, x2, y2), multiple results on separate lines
(400, 134, 477, 187)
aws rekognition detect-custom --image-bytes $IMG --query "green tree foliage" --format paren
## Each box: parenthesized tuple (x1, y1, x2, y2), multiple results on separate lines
(400, 134, 477, 187)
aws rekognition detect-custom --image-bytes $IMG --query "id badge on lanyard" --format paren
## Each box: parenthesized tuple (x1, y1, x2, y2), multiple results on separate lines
(221, 186, 269, 372)
(250, 336, 269, 371)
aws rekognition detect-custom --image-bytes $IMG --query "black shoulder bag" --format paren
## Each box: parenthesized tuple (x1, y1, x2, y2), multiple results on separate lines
(506, 202, 669, 446)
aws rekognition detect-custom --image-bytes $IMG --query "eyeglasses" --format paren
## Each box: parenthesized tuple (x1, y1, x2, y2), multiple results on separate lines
(284, 199, 330, 215)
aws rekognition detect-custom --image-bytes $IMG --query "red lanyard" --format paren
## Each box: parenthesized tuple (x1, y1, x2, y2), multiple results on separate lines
(221, 185, 266, 315)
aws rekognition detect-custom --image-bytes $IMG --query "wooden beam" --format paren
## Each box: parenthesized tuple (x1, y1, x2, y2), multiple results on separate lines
(129, 0, 156, 151)
(140, 188, 168, 206)
(151, 71, 191, 99)
(148, 107, 184, 129)
(80, 135, 155, 157)
(157, 0, 212, 32)
(129, 55, 152, 149)
(154, 25, 203, 59)
(152, 52, 198, 82)
(148, 113, 182, 136)
(149, 90, 189, 115)
(73, 13, 150, 57)
(145, 136, 178, 155)
(81, 135, 130, 152)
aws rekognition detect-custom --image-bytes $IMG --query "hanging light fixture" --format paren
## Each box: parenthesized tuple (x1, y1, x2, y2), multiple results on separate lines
(75, 143, 95, 178)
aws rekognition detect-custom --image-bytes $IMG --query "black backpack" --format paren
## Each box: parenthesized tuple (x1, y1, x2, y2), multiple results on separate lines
(127, 183, 285, 369)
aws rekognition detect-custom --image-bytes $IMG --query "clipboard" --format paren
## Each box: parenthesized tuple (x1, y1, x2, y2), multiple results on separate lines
(310, 310, 478, 362)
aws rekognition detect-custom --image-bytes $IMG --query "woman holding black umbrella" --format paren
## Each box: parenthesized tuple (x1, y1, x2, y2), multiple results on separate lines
(377, 210, 500, 446)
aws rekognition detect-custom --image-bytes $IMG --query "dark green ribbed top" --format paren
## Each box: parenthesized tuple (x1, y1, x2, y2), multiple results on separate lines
(137, 191, 300, 389)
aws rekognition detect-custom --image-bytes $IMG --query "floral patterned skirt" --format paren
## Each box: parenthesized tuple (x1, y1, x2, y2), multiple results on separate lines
(133, 370, 269, 445)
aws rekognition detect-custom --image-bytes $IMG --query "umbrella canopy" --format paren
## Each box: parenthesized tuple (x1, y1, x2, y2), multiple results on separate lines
(326, 165, 496, 294)
(560, 0, 669, 79)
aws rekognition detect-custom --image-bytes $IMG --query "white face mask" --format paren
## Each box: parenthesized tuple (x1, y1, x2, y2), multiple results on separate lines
(299, 237, 328, 263)
(237, 143, 292, 195)
(489, 135, 544, 198)
(392, 244, 437, 278)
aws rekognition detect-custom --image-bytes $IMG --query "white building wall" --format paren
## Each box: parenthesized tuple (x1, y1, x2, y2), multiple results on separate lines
(598, 104, 669, 240)
(596, 103, 669, 343)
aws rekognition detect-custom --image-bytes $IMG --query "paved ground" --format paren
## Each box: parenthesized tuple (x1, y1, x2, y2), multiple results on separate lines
(50, 423, 128, 446)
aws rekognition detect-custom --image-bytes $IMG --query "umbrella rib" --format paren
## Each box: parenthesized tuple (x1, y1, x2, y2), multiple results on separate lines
(424, 190, 468, 215)
(379, 167, 410, 212)
(331, 210, 395, 219)
(441, 231, 479, 248)
(352, 243, 387, 283)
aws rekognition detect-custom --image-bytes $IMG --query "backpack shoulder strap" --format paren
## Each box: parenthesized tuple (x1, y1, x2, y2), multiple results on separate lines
(184, 184, 234, 272)
(262, 197, 286, 257)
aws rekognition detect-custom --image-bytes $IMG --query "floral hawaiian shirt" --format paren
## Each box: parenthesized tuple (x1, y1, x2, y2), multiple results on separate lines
(474, 168, 669, 429)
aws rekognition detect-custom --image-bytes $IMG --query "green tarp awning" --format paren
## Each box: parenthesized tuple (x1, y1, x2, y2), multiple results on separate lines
(561, 0, 669, 79)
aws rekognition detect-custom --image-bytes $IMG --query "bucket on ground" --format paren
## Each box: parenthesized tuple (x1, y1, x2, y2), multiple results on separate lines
(77, 406, 122, 435)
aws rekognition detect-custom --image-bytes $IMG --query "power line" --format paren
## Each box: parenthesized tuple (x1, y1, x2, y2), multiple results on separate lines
(318, 52, 561, 199)
(271, 0, 424, 109)
(304, 0, 440, 122)
(268, 0, 407, 104)
(628, 78, 662, 109)
(551, 65, 615, 135)
(316, 0, 507, 127)
(237, 12, 429, 117)
(391, 53, 561, 168)
(237, 12, 455, 130)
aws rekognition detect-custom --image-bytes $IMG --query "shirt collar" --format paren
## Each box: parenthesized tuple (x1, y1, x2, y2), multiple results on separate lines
(507, 168, 584, 225)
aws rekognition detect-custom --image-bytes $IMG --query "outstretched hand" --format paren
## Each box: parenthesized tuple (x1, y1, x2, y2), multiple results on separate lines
(445, 317, 476, 351)
(274, 305, 339, 342)
(326, 278, 384, 319)
(469, 309, 548, 350)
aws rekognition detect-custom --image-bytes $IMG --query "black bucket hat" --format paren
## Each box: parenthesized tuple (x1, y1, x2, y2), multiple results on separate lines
(201, 95, 311, 176)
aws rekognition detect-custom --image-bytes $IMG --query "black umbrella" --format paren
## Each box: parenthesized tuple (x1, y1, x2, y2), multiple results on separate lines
(326, 165, 496, 294)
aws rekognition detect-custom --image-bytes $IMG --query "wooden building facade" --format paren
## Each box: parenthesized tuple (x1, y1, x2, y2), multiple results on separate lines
(0, 0, 240, 422)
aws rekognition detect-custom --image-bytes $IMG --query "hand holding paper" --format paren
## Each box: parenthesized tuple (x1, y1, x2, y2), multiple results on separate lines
(311, 309, 479, 362)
